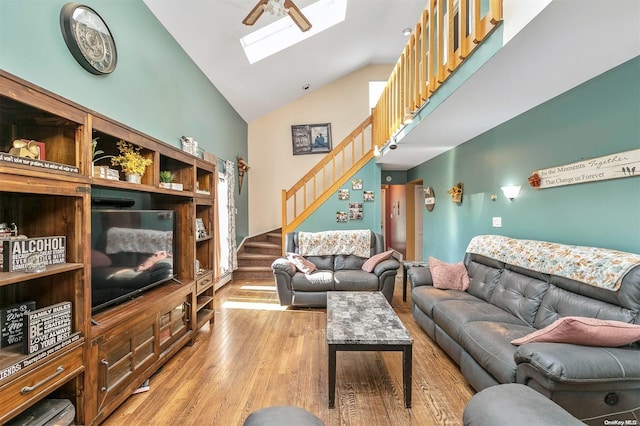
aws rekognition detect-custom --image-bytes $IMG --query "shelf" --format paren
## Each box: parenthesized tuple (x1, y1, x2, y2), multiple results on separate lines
(0, 263, 83, 287)
(195, 308, 214, 329)
(196, 295, 214, 311)
(195, 235, 213, 243)
(0, 335, 84, 385)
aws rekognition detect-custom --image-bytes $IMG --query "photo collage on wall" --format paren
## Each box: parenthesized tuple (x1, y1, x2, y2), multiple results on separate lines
(336, 178, 374, 222)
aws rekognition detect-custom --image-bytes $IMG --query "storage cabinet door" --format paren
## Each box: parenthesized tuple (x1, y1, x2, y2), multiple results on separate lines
(96, 317, 157, 411)
(159, 296, 190, 353)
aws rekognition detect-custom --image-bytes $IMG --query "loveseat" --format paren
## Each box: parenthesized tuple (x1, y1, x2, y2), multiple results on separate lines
(272, 230, 400, 307)
(409, 235, 640, 422)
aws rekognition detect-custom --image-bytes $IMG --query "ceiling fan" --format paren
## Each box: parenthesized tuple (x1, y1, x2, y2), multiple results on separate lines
(242, 0, 312, 32)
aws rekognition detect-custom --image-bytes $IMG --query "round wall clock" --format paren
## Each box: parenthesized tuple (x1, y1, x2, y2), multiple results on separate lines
(60, 3, 117, 75)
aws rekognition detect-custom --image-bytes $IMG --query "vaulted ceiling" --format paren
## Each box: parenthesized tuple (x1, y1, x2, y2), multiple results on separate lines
(144, 0, 640, 170)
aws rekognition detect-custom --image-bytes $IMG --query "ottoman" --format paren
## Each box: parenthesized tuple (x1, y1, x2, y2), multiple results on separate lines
(243, 406, 324, 426)
(463, 384, 585, 425)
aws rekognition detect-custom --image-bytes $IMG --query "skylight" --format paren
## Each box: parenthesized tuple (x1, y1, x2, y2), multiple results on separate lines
(240, 0, 348, 64)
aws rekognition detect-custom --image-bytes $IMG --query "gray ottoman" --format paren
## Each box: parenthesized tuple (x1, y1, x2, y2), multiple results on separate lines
(243, 406, 324, 426)
(463, 384, 585, 426)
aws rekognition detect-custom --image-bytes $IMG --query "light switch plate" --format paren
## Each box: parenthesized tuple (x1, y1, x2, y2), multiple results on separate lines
(492, 217, 502, 227)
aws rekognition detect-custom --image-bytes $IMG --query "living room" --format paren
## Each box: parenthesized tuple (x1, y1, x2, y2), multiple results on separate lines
(1, 0, 639, 425)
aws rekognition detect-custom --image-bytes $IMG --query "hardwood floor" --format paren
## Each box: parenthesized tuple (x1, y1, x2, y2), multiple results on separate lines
(102, 277, 474, 425)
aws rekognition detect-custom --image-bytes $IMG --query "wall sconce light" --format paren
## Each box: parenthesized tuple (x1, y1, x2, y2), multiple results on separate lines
(373, 145, 381, 157)
(501, 185, 521, 201)
(389, 138, 398, 150)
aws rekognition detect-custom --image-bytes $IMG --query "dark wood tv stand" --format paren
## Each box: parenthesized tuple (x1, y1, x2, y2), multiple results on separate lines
(0, 70, 217, 425)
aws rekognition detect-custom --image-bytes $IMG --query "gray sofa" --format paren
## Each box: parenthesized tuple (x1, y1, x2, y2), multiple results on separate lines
(272, 231, 399, 307)
(409, 235, 640, 422)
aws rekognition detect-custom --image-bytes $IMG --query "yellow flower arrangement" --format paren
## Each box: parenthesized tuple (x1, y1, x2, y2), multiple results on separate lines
(111, 140, 152, 176)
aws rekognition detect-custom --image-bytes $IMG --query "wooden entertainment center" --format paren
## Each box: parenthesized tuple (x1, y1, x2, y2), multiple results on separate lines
(0, 70, 217, 425)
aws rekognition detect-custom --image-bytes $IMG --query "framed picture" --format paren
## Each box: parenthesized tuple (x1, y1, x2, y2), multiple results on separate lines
(351, 178, 362, 190)
(363, 191, 374, 201)
(195, 218, 207, 239)
(348, 202, 363, 220)
(336, 211, 347, 222)
(291, 123, 332, 155)
(338, 189, 349, 200)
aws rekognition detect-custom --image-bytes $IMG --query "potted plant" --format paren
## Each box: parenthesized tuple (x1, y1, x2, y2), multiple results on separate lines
(159, 170, 176, 189)
(111, 140, 152, 183)
(91, 138, 118, 179)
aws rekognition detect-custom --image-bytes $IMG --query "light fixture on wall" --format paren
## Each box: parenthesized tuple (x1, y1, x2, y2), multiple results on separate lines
(389, 138, 398, 150)
(501, 185, 521, 201)
(373, 145, 381, 157)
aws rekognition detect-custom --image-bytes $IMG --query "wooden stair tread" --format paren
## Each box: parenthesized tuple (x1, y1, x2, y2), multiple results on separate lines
(237, 252, 278, 259)
(234, 266, 271, 273)
(245, 241, 280, 248)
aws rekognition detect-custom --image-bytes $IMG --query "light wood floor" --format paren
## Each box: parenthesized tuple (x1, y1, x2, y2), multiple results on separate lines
(102, 278, 474, 425)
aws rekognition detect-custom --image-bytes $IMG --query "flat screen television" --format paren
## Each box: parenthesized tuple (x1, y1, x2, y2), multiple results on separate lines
(90, 209, 176, 314)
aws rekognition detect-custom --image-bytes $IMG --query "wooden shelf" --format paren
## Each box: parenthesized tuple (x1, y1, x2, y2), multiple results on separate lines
(0, 263, 83, 287)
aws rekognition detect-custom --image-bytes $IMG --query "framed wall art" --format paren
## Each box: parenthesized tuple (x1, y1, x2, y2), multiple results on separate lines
(291, 123, 332, 155)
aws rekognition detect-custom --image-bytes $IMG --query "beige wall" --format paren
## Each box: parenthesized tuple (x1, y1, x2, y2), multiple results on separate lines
(247, 64, 393, 235)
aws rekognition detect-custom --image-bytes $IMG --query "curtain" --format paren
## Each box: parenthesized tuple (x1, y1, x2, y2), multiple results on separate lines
(217, 160, 237, 277)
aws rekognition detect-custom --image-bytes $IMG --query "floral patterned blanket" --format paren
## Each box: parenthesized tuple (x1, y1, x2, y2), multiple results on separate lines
(466, 235, 640, 291)
(298, 230, 371, 258)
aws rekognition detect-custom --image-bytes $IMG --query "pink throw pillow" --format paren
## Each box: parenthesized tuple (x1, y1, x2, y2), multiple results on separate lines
(91, 249, 112, 268)
(361, 250, 394, 272)
(511, 316, 640, 347)
(286, 252, 317, 274)
(429, 256, 470, 291)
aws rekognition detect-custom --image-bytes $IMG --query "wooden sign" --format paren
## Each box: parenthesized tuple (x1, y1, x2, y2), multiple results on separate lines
(0, 301, 36, 347)
(529, 148, 639, 189)
(23, 302, 72, 354)
(2, 236, 66, 272)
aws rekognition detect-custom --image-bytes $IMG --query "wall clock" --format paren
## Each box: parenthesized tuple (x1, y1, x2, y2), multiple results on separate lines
(60, 3, 117, 75)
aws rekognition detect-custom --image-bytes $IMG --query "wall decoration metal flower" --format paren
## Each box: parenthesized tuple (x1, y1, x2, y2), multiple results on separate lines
(447, 182, 463, 203)
(237, 155, 250, 194)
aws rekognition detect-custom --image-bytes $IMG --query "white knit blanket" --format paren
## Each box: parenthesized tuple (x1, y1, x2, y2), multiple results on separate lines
(466, 235, 640, 291)
(298, 230, 371, 258)
(106, 227, 173, 254)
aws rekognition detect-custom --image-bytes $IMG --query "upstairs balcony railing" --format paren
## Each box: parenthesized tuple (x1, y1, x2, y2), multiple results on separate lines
(373, 0, 503, 147)
(281, 0, 503, 240)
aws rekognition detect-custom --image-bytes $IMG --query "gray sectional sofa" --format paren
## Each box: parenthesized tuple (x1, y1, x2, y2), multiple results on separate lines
(409, 235, 640, 422)
(272, 231, 399, 307)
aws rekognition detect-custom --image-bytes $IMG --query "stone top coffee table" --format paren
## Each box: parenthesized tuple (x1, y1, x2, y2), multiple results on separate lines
(326, 291, 413, 408)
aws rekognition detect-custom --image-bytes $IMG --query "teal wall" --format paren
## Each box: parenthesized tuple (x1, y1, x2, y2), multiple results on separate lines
(408, 57, 640, 261)
(297, 159, 382, 233)
(0, 0, 249, 242)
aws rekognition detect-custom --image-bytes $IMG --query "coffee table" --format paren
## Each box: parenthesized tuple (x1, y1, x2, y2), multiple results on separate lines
(326, 291, 413, 408)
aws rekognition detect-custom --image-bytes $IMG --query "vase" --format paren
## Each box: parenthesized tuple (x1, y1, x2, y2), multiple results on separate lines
(126, 174, 142, 184)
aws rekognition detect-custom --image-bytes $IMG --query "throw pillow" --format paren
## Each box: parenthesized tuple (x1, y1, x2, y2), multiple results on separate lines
(286, 252, 317, 274)
(361, 249, 394, 272)
(511, 316, 640, 347)
(91, 249, 112, 268)
(429, 256, 470, 291)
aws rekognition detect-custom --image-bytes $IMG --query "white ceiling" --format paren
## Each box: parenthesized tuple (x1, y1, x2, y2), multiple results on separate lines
(144, 0, 640, 171)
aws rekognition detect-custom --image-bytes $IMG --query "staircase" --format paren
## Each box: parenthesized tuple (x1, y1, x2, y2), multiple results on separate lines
(234, 229, 282, 281)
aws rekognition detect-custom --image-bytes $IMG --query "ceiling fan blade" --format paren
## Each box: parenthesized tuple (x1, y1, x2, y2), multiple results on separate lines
(284, 0, 312, 32)
(242, 0, 268, 26)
